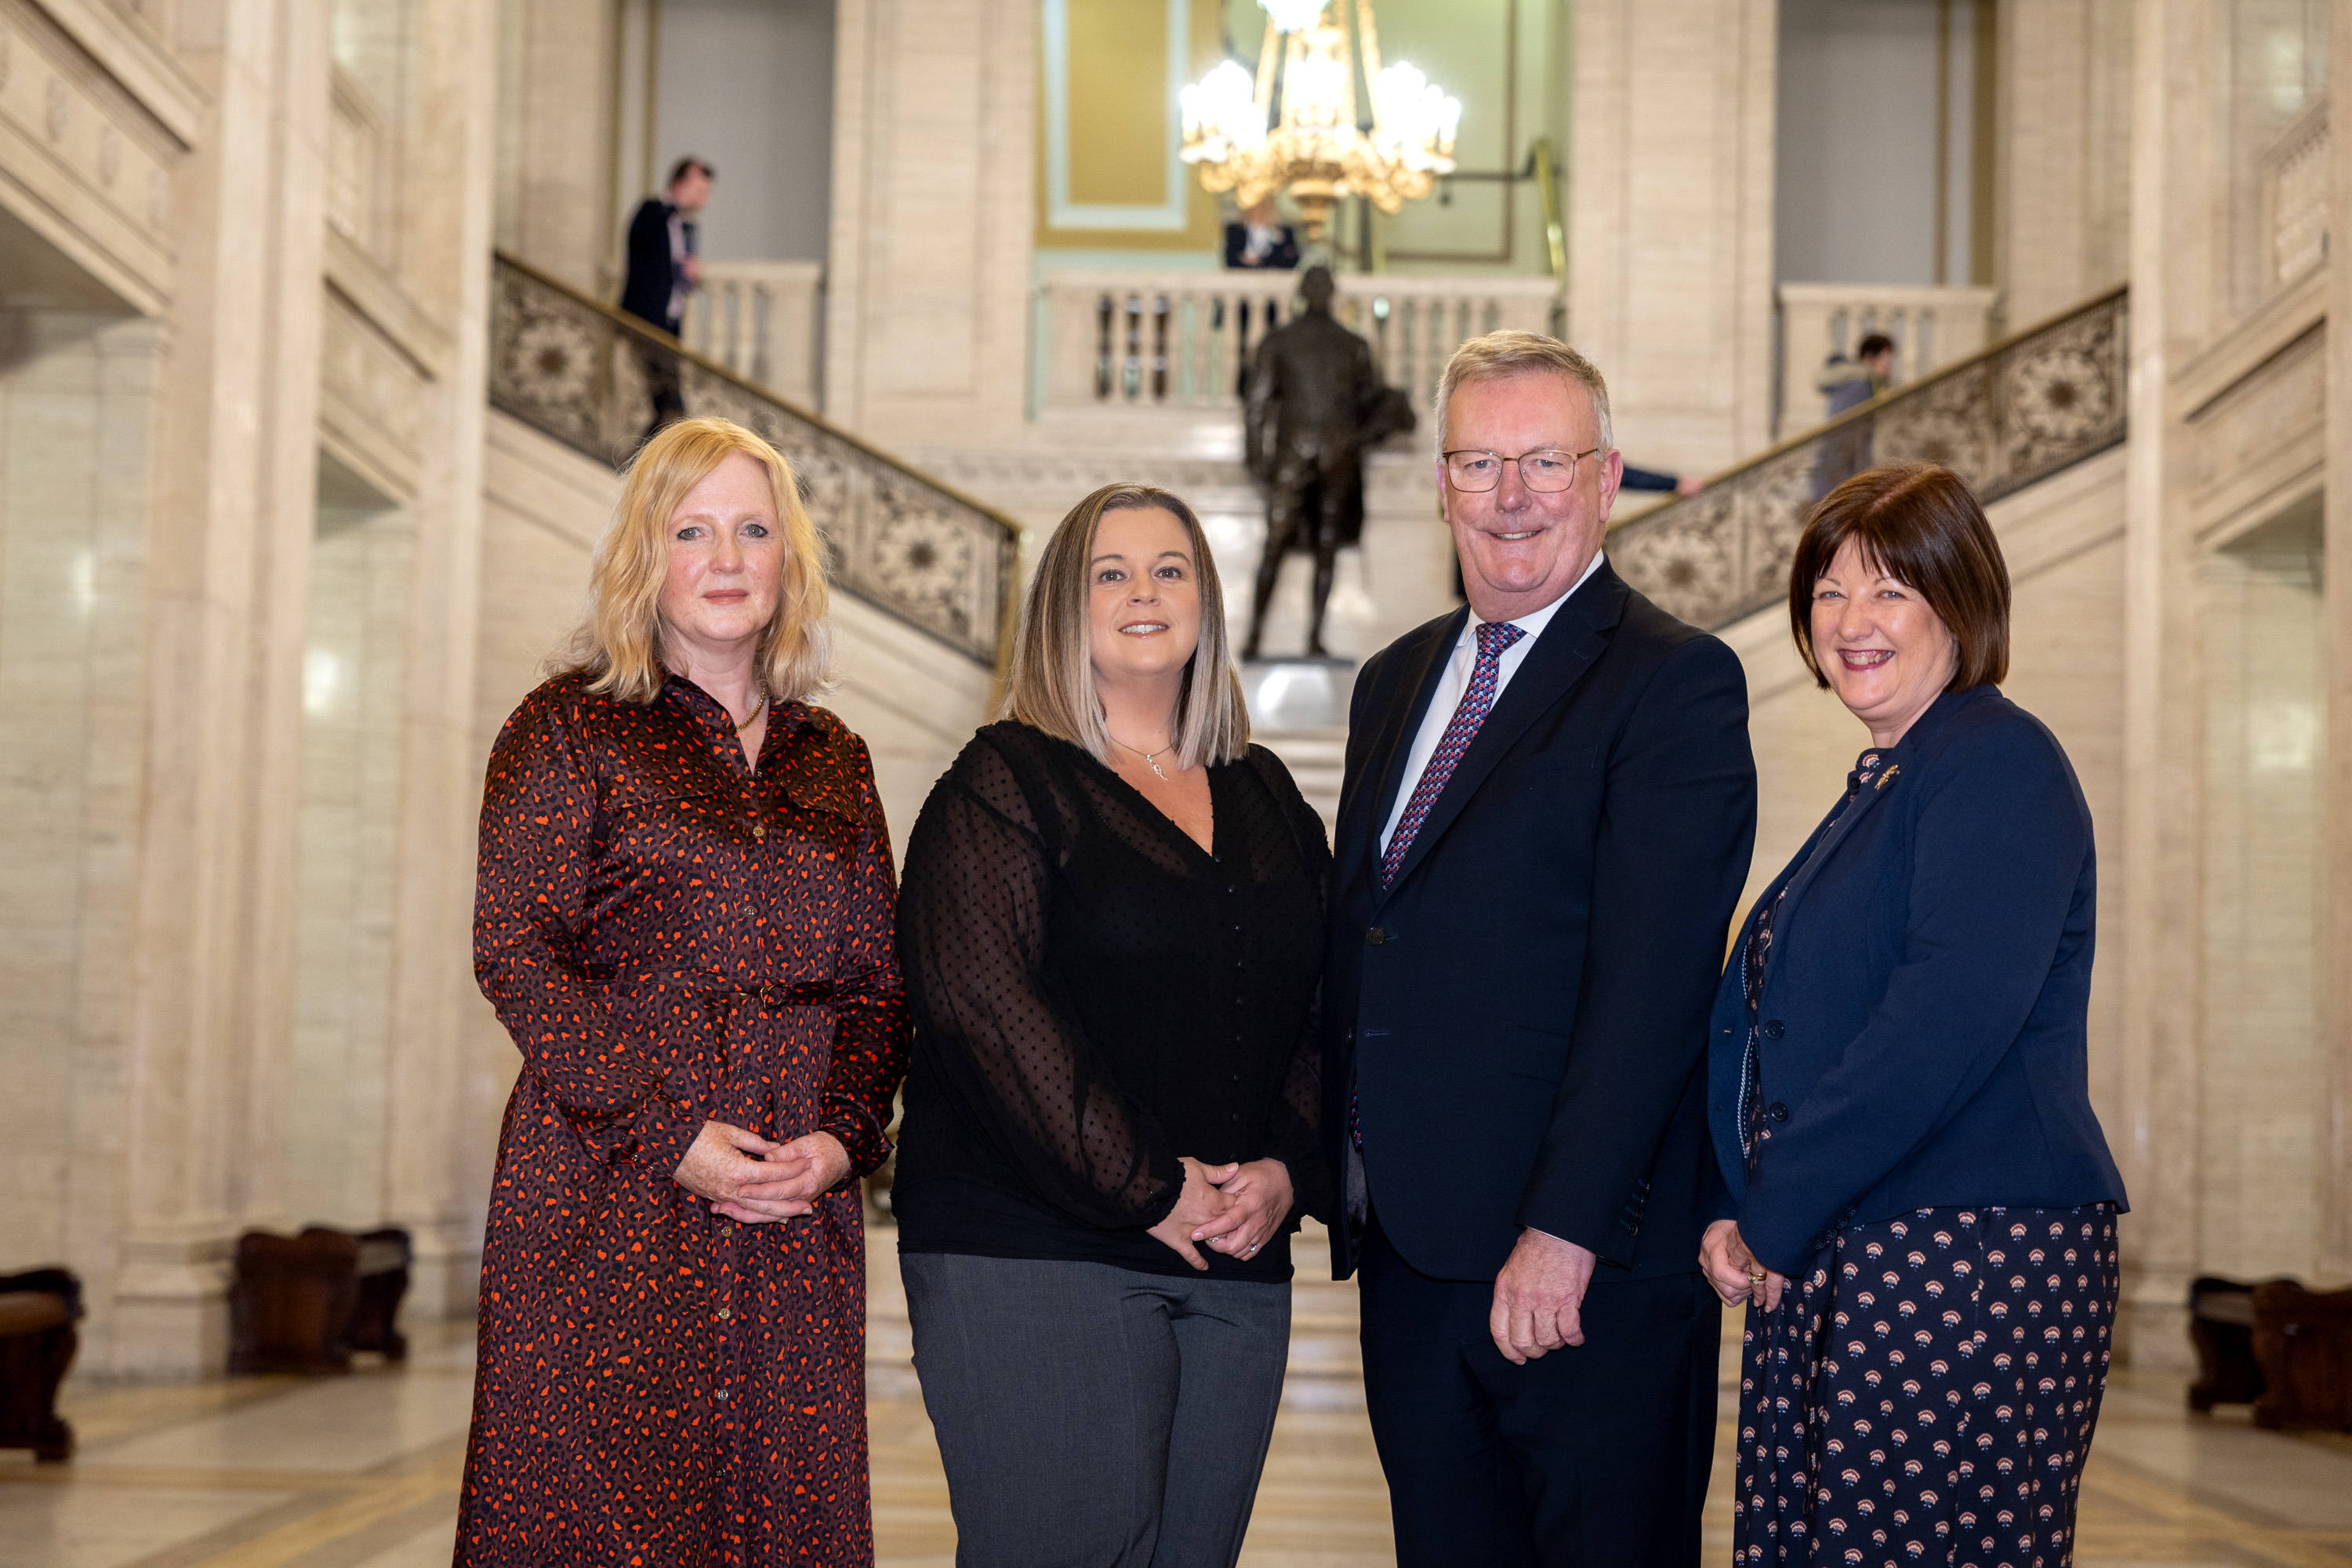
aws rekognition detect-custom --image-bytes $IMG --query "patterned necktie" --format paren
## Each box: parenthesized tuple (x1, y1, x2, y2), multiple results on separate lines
(1379, 619, 1526, 889)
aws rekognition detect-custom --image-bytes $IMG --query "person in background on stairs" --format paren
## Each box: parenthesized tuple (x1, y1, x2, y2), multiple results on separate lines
(1812, 331, 1897, 498)
(1327, 330, 1759, 1565)
(457, 416, 911, 1567)
(1700, 463, 2127, 1567)
(621, 156, 714, 437)
(891, 482, 1334, 1567)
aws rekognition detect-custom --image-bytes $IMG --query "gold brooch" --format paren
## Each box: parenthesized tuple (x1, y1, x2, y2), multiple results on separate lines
(1875, 764, 1901, 789)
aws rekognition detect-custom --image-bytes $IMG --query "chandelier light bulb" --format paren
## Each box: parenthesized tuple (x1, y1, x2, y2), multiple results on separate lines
(1372, 61, 1461, 170)
(1180, 60, 1265, 158)
(1257, 0, 1330, 33)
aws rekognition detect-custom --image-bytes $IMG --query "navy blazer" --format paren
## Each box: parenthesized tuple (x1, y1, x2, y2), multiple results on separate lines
(1704, 685, 2129, 1276)
(1324, 563, 1757, 1283)
(621, 198, 686, 332)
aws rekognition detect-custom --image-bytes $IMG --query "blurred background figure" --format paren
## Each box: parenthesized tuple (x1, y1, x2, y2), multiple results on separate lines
(1812, 331, 1895, 496)
(1225, 195, 1301, 272)
(622, 156, 715, 435)
(1242, 266, 1390, 661)
(1817, 330, 1896, 420)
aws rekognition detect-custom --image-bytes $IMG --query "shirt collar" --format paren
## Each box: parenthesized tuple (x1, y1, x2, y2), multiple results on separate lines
(1465, 550, 1606, 645)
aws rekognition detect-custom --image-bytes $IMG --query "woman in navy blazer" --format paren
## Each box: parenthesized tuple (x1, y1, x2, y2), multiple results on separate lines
(1698, 465, 2127, 1567)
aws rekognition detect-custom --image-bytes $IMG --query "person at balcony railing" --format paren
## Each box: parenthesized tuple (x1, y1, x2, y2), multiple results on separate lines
(891, 484, 1332, 1567)
(1326, 330, 1758, 1565)
(1242, 264, 1386, 660)
(459, 417, 910, 1567)
(1698, 463, 2128, 1567)
(621, 156, 715, 436)
(1223, 195, 1301, 272)
(1812, 331, 1896, 498)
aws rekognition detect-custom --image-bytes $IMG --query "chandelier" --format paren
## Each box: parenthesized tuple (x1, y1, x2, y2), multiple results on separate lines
(1180, 0, 1460, 244)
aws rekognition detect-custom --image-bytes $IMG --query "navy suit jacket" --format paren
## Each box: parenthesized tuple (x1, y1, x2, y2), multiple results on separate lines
(621, 197, 686, 332)
(1323, 562, 1757, 1283)
(1704, 685, 2129, 1277)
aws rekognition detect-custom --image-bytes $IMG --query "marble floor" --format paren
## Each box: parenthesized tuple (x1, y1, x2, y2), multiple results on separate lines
(7, 1225, 2351, 1566)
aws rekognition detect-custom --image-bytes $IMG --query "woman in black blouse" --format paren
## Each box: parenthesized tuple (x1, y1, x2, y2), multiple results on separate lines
(894, 482, 1331, 1567)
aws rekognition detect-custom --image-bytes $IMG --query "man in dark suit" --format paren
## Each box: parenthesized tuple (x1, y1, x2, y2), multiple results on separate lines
(1324, 331, 1757, 1564)
(620, 157, 713, 434)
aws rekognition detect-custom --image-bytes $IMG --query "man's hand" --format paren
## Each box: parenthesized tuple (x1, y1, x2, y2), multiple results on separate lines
(1490, 1228, 1597, 1363)
(1698, 1218, 1785, 1312)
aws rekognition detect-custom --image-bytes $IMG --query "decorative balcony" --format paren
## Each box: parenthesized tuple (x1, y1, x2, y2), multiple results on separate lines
(1613, 285, 2129, 633)
(488, 252, 1018, 666)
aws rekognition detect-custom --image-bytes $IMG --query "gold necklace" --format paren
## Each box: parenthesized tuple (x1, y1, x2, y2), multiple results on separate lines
(733, 686, 769, 732)
(1109, 733, 1173, 782)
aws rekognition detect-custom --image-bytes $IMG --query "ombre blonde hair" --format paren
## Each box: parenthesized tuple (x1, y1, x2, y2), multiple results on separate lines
(553, 417, 833, 702)
(1003, 484, 1248, 770)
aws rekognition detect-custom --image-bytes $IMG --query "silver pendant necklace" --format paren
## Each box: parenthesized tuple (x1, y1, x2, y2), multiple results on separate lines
(1111, 734, 1172, 781)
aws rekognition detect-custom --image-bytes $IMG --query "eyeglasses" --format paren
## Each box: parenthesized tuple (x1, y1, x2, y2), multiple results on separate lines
(1441, 447, 1603, 494)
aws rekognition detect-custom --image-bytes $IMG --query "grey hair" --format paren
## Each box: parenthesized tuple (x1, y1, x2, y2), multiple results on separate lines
(1433, 330, 1614, 454)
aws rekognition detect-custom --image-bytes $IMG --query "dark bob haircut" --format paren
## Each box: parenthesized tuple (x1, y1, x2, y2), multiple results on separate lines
(1788, 463, 2010, 692)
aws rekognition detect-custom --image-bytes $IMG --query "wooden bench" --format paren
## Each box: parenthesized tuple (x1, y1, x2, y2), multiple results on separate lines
(0, 1267, 80, 1462)
(227, 1227, 411, 1375)
(2189, 1274, 2352, 1430)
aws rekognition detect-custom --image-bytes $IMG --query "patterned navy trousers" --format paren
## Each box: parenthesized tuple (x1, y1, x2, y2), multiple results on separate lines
(1735, 1204, 2119, 1566)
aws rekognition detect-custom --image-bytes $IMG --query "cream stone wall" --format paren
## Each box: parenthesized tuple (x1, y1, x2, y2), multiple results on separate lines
(1566, 0, 1777, 477)
(2199, 501, 2326, 1283)
(0, 309, 160, 1374)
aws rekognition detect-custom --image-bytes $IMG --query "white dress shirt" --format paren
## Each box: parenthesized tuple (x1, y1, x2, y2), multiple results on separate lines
(1377, 552, 1607, 854)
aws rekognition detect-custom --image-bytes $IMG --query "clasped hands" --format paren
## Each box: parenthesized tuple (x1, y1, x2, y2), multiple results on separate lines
(673, 1119, 850, 1222)
(1146, 1156, 1295, 1272)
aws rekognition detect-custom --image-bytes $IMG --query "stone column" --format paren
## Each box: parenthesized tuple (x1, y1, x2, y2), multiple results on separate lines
(380, 0, 502, 1320)
(493, 0, 618, 291)
(1995, 0, 2134, 329)
(2319, 0, 2352, 1286)
(823, 0, 1034, 452)
(1566, 0, 1777, 474)
(113, 0, 331, 1377)
(2113, 0, 2215, 1372)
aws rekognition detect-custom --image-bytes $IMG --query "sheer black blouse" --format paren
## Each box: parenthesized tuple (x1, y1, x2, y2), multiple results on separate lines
(891, 720, 1333, 1282)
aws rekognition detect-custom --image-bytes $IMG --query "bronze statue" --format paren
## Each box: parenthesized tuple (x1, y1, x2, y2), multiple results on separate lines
(1241, 266, 1410, 660)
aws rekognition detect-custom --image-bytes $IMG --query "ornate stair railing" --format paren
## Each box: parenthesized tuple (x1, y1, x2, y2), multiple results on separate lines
(1611, 285, 2129, 632)
(488, 252, 1020, 666)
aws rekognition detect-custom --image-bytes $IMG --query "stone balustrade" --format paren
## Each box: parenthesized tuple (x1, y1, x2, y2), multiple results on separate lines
(1036, 268, 1559, 416)
(681, 260, 826, 409)
(2260, 97, 2329, 294)
(1776, 282, 2000, 438)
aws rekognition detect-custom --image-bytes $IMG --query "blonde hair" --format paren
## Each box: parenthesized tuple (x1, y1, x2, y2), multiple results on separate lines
(553, 417, 833, 703)
(1003, 484, 1249, 770)
(1434, 330, 1614, 453)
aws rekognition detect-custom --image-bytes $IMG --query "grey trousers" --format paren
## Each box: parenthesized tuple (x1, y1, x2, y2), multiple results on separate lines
(901, 1252, 1293, 1568)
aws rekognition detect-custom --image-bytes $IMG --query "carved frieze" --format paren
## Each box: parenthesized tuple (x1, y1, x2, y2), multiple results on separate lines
(0, 0, 188, 310)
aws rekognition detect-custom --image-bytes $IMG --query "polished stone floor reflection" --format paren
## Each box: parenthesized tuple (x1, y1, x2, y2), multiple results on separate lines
(5, 1223, 2350, 1566)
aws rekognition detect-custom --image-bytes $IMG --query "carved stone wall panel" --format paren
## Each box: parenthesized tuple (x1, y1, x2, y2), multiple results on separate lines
(2181, 326, 2327, 538)
(0, 0, 184, 310)
(320, 285, 427, 501)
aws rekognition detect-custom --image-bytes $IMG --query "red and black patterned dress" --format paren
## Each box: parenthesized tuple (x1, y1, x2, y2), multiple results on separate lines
(457, 673, 909, 1568)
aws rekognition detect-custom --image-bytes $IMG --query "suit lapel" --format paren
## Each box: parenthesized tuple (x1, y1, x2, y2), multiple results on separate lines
(1377, 567, 1628, 902)
(1773, 760, 1902, 918)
